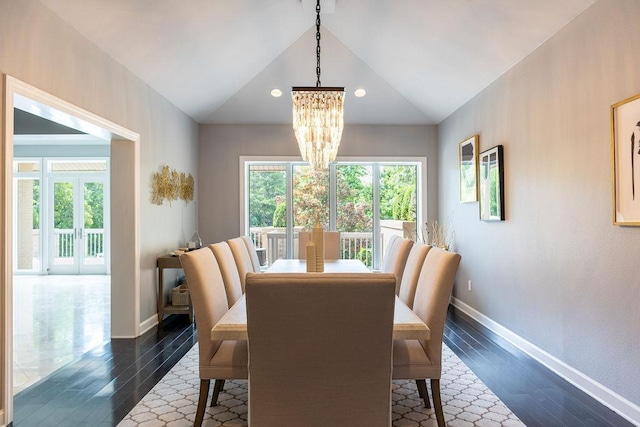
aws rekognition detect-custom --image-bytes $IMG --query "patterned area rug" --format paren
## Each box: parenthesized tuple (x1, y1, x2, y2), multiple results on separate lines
(118, 344, 524, 427)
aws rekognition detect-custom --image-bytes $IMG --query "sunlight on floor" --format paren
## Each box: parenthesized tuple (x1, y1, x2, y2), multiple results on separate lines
(12, 275, 110, 395)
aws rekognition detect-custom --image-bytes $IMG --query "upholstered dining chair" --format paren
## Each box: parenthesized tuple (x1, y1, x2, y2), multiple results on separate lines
(240, 235, 262, 271)
(382, 237, 414, 294)
(383, 234, 401, 264)
(397, 243, 432, 309)
(179, 248, 248, 427)
(209, 242, 244, 306)
(392, 247, 461, 427)
(228, 237, 259, 290)
(245, 272, 396, 427)
(297, 230, 341, 260)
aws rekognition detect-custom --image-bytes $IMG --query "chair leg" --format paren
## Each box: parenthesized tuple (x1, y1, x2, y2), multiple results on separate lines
(430, 378, 446, 427)
(415, 379, 431, 408)
(416, 380, 424, 398)
(195, 379, 210, 427)
(210, 379, 225, 407)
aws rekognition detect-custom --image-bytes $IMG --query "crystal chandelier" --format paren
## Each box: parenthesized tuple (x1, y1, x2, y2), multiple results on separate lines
(292, 0, 344, 170)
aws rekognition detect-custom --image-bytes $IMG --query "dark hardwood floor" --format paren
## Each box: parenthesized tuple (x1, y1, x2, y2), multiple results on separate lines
(12, 315, 197, 427)
(11, 308, 634, 426)
(444, 308, 633, 427)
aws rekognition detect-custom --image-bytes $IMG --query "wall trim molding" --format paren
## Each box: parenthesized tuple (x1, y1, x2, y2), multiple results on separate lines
(139, 314, 158, 336)
(451, 297, 640, 426)
(111, 314, 157, 339)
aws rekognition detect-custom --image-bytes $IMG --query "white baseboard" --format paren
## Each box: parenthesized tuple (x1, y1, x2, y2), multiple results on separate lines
(111, 314, 158, 339)
(451, 297, 640, 426)
(138, 314, 159, 336)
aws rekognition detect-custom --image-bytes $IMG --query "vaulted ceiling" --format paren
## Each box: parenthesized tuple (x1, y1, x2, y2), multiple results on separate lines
(38, 0, 596, 125)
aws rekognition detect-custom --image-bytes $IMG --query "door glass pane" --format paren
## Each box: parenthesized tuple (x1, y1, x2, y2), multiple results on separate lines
(83, 181, 105, 266)
(379, 165, 418, 263)
(16, 178, 40, 272)
(293, 165, 329, 257)
(52, 181, 75, 267)
(336, 165, 373, 266)
(248, 165, 286, 265)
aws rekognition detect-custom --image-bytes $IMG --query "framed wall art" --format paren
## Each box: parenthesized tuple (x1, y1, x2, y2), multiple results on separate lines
(479, 145, 504, 221)
(459, 135, 479, 202)
(611, 93, 640, 226)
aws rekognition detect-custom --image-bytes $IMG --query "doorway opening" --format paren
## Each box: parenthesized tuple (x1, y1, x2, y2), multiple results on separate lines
(13, 154, 111, 394)
(2, 75, 141, 424)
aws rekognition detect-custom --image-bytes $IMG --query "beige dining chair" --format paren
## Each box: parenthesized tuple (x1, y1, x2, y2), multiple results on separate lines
(228, 237, 258, 290)
(392, 247, 461, 427)
(297, 230, 341, 260)
(240, 235, 262, 271)
(245, 272, 396, 427)
(383, 234, 401, 264)
(209, 242, 244, 306)
(382, 237, 414, 294)
(179, 248, 248, 427)
(397, 243, 432, 309)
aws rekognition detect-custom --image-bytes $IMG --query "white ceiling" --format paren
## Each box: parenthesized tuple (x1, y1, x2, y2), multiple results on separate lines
(38, 0, 596, 125)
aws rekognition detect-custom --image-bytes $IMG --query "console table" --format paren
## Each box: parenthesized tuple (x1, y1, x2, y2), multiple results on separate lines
(157, 255, 193, 325)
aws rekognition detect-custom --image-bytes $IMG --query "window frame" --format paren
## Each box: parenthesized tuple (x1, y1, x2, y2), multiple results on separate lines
(240, 156, 427, 269)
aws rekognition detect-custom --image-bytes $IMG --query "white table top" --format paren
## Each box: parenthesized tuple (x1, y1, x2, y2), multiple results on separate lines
(211, 294, 430, 342)
(267, 258, 370, 273)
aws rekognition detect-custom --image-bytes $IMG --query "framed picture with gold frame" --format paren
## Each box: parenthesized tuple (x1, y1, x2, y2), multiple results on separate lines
(611, 93, 640, 226)
(459, 135, 479, 202)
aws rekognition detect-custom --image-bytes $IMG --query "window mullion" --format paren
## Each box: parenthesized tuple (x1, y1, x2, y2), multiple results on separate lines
(285, 163, 294, 259)
(329, 163, 337, 231)
(372, 164, 381, 270)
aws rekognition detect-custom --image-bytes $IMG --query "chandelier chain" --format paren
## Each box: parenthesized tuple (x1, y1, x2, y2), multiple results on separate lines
(315, 0, 321, 87)
(291, 0, 344, 170)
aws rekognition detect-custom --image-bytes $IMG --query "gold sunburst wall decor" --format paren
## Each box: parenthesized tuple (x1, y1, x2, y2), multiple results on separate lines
(151, 165, 195, 206)
(180, 172, 194, 205)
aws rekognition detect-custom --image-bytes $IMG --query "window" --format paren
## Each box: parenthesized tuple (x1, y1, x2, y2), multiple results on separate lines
(14, 160, 42, 272)
(242, 158, 425, 269)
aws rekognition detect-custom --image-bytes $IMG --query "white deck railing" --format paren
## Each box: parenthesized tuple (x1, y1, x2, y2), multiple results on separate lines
(250, 227, 375, 267)
(53, 228, 104, 258)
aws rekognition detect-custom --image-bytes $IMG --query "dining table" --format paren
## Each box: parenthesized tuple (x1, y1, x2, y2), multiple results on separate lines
(266, 258, 370, 273)
(211, 258, 430, 342)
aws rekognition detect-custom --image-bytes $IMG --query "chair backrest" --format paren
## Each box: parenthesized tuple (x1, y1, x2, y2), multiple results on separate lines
(297, 231, 341, 260)
(413, 247, 461, 371)
(228, 237, 257, 290)
(209, 242, 244, 305)
(382, 235, 401, 266)
(382, 238, 414, 294)
(240, 235, 261, 271)
(179, 248, 229, 372)
(397, 243, 432, 309)
(246, 272, 396, 427)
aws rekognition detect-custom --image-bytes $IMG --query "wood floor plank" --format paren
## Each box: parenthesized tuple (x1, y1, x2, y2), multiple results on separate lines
(12, 308, 635, 427)
(444, 307, 634, 427)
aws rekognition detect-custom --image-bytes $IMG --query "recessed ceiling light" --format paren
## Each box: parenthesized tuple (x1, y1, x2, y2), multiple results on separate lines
(271, 88, 283, 97)
(354, 88, 366, 98)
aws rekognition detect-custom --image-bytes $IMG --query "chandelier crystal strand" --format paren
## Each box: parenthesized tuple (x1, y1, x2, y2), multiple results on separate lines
(291, 0, 345, 170)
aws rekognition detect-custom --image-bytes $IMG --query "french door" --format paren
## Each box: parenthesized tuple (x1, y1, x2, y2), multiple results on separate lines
(49, 176, 107, 274)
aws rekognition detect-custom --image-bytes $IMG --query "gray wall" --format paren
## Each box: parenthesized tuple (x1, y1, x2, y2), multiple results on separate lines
(439, 0, 640, 412)
(1, 1, 199, 329)
(198, 124, 438, 245)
